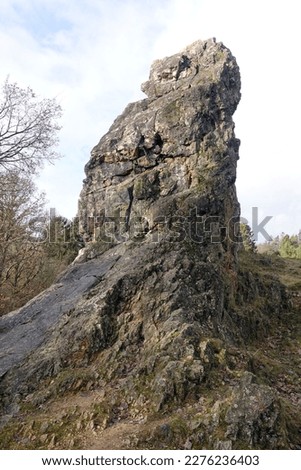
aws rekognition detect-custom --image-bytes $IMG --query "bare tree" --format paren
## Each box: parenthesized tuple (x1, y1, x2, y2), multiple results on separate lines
(0, 172, 81, 315)
(0, 171, 47, 314)
(0, 78, 62, 174)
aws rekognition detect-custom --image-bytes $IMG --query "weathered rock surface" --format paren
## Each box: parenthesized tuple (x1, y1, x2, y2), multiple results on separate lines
(0, 39, 300, 450)
(0, 255, 120, 380)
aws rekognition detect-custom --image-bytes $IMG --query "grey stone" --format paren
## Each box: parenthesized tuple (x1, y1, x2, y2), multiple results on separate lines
(225, 372, 285, 448)
(0, 255, 120, 379)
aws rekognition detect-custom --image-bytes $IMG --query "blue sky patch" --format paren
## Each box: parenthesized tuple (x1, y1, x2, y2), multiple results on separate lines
(10, 2, 72, 43)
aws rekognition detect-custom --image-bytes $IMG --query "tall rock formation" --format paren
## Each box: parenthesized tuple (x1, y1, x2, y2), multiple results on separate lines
(78, 38, 241, 259)
(0, 40, 298, 450)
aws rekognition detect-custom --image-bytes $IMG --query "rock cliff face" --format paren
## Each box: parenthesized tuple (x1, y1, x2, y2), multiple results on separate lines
(0, 39, 300, 450)
(78, 38, 241, 260)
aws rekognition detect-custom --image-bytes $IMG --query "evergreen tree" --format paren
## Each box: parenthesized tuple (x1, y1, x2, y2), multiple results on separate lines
(240, 223, 257, 253)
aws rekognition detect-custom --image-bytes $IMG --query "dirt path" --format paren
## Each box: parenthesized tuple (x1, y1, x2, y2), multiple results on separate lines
(84, 421, 143, 449)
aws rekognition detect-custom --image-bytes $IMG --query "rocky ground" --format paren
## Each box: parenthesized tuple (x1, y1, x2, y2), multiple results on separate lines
(0, 252, 300, 450)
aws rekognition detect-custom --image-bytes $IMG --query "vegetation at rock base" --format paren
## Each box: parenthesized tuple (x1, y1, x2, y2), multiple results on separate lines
(0, 197, 80, 316)
(258, 232, 301, 259)
(240, 223, 257, 253)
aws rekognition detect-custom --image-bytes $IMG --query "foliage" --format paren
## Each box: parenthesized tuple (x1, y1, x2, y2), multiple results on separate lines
(258, 232, 301, 259)
(42, 213, 82, 264)
(0, 78, 79, 316)
(0, 172, 80, 316)
(0, 171, 47, 314)
(279, 234, 301, 259)
(240, 223, 257, 253)
(0, 78, 62, 174)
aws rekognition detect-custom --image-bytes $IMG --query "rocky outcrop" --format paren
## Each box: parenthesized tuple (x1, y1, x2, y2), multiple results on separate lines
(0, 39, 299, 450)
(78, 38, 241, 258)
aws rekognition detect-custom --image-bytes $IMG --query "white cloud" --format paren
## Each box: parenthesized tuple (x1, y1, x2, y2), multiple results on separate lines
(0, 0, 300, 234)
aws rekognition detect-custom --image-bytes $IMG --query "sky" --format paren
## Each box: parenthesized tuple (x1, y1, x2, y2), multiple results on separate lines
(0, 0, 300, 240)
